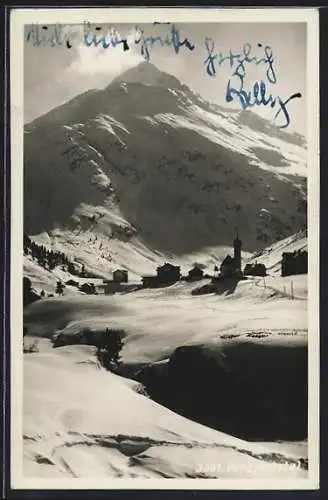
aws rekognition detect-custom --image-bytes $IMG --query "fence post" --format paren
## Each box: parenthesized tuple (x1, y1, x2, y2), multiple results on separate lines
(291, 280, 294, 300)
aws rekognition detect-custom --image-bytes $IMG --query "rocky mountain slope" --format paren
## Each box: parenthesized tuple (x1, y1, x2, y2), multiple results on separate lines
(24, 61, 307, 262)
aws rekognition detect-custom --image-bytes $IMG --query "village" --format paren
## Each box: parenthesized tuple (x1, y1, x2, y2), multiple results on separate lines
(23, 232, 308, 306)
(22, 231, 308, 305)
(84, 233, 307, 293)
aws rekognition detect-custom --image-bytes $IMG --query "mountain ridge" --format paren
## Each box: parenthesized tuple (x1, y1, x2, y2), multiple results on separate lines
(26, 62, 306, 148)
(110, 60, 183, 88)
(24, 62, 307, 262)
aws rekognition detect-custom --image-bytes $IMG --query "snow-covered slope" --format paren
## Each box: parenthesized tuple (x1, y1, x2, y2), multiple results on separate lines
(21, 59, 309, 482)
(247, 229, 307, 275)
(24, 230, 307, 355)
(23, 341, 307, 480)
(151, 103, 306, 177)
(24, 271, 307, 364)
(23, 230, 309, 479)
(25, 224, 253, 295)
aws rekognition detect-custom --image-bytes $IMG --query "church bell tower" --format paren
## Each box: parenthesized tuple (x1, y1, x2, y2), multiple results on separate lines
(233, 229, 242, 271)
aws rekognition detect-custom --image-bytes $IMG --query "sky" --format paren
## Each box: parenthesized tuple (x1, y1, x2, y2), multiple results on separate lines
(24, 22, 307, 135)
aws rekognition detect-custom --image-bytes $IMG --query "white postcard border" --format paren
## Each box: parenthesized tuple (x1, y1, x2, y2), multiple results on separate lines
(10, 7, 320, 491)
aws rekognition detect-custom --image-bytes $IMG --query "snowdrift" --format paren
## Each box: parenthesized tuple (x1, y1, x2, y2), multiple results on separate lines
(24, 276, 307, 363)
(23, 342, 307, 479)
(24, 272, 307, 442)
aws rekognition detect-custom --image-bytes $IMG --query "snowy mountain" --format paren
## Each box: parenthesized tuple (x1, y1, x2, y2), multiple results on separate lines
(24, 61, 307, 274)
(21, 59, 311, 483)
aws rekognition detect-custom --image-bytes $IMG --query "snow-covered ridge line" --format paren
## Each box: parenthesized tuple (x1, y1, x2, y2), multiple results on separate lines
(139, 104, 306, 178)
(93, 114, 130, 136)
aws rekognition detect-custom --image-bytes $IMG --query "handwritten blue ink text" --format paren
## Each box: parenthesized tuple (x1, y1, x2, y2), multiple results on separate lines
(134, 24, 195, 61)
(83, 22, 129, 51)
(25, 23, 72, 48)
(204, 38, 301, 129)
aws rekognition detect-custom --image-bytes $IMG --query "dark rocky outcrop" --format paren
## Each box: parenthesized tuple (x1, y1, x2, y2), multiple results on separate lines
(136, 341, 308, 441)
(23, 277, 40, 308)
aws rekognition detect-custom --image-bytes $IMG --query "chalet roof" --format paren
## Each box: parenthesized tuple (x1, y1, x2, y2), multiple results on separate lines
(189, 265, 204, 272)
(157, 262, 181, 271)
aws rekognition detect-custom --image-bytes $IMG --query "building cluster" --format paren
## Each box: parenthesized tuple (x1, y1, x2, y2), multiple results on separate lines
(23, 231, 309, 302)
(244, 262, 267, 277)
(140, 233, 246, 289)
(142, 263, 181, 288)
(281, 250, 308, 277)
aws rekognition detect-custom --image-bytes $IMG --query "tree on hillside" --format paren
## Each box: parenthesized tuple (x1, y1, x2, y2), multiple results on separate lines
(56, 280, 65, 296)
(23, 277, 32, 307)
(67, 261, 76, 275)
(23, 276, 31, 294)
(23, 233, 30, 255)
(96, 328, 124, 371)
(23, 234, 81, 277)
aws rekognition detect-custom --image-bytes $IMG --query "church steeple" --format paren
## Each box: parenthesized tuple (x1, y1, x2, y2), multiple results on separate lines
(233, 227, 242, 271)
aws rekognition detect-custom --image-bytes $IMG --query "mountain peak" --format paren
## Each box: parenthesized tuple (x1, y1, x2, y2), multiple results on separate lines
(111, 61, 182, 88)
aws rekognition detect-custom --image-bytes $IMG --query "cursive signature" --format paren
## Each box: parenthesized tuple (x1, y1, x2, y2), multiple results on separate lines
(134, 23, 195, 61)
(204, 38, 302, 129)
(204, 38, 277, 83)
(226, 78, 302, 129)
(27, 22, 196, 61)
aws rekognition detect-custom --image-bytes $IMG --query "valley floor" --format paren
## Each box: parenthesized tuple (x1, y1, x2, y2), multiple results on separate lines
(22, 273, 308, 481)
(24, 275, 307, 364)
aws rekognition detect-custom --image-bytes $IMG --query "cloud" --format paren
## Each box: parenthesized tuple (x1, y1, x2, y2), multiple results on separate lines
(69, 26, 143, 81)
(24, 23, 306, 134)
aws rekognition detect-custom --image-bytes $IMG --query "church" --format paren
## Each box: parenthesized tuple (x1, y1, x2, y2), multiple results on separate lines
(219, 232, 243, 278)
